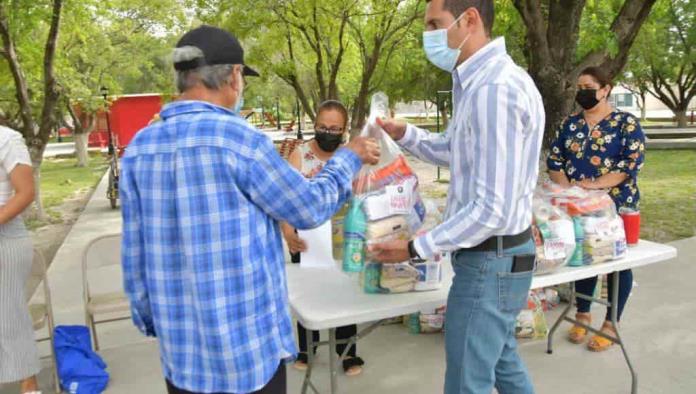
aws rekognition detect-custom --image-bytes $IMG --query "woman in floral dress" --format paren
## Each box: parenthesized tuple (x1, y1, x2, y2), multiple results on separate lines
(547, 66, 646, 352)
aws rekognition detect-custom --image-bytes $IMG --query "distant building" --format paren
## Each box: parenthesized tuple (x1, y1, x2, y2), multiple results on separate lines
(610, 86, 696, 123)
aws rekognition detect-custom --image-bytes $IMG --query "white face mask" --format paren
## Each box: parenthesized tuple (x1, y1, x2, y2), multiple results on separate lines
(423, 12, 471, 72)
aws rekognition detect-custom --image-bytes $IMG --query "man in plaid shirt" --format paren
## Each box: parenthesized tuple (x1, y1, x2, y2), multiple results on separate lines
(120, 26, 379, 394)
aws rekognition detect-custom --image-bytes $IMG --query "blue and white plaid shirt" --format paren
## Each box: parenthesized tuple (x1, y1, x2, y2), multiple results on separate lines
(120, 100, 361, 393)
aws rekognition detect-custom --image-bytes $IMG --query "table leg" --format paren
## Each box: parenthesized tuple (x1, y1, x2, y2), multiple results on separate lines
(301, 333, 319, 394)
(611, 272, 638, 394)
(547, 282, 575, 354)
(329, 328, 338, 394)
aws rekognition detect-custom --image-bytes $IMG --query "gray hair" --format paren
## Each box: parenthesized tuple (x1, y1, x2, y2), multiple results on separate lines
(173, 46, 237, 92)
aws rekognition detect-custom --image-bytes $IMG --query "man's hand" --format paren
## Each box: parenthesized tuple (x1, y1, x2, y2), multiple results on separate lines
(368, 240, 411, 264)
(376, 117, 407, 141)
(346, 136, 380, 165)
(283, 230, 308, 254)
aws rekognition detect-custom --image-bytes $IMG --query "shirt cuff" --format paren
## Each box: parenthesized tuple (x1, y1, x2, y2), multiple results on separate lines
(333, 147, 363, 175)
(414, 232, 437, 260)
(398, 124, 420, 151)
(130, 305, 156, 337)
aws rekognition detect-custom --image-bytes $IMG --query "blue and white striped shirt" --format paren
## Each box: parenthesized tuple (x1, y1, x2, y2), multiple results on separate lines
(400, 38, 545, 258)
(120, 101, 361, 393)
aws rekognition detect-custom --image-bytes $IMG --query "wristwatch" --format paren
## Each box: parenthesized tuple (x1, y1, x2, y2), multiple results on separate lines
(408, 240, 422, 260)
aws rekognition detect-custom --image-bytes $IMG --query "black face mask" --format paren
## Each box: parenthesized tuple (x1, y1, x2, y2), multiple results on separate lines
(315, 132, 343, 152)
(576, 89, 600, 110)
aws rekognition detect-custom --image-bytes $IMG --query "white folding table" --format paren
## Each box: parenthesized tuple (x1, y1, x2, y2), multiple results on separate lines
(286, 240, 677, 394)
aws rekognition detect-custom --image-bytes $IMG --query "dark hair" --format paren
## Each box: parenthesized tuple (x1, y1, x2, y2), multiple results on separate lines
(580, 66, 613, 91)
(316, 100, 349, 132)
(426, 0, 495, 36)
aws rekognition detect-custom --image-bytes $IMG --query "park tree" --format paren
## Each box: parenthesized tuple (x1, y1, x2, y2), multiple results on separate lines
(346, 0, 424, 130)
(624, 0, 695, 127)
(201, 0, 425, 128)
(57, 0, 187, 166)
(201, 0, 359, 122)
(511, 0, 658, 144)
(0, 0, 63, 218)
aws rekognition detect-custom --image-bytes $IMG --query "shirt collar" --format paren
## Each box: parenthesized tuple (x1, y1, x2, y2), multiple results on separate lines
(453, 37, 507, 90)
(160, 100, 238, 120)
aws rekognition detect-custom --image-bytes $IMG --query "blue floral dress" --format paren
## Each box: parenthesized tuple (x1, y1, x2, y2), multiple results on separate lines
(547, 111, 646, 210)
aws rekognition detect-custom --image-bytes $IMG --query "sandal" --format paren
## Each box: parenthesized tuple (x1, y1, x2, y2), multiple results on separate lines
(293, 353, 309, 371)
(588, 322, 617, 352)
(568, 313, 591, 344)
(342, 357, 365, 377)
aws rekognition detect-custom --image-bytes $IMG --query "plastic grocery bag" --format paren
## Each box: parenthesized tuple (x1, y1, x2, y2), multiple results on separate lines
(515, 292, 548, 339)
(532, 189, 576, 275)
(342, 92, 441, 294)
(536, 183, 627, 267)
(354, 92, 415, 195)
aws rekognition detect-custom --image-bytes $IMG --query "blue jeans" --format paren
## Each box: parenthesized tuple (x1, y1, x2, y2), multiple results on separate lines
(444, 240, 535, 394)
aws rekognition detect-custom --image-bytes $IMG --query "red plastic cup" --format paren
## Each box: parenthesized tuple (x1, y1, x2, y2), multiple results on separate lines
(620, 210, 641, 246)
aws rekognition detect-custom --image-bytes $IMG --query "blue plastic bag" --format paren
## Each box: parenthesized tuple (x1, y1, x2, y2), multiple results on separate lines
(54, 325, 109, 394)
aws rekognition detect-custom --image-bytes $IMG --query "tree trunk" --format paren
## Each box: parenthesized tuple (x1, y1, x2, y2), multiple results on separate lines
(28, 145, 47, 221)
(534, 73, 577, 147)
(639, 92, 647, 121)
(75, 132, 90, 167)
(350, 81, 370, 131)
(675, 110, 687, 128)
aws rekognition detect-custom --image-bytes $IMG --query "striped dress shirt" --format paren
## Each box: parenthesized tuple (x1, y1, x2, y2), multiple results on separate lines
(120, 101, 361, 393)
(400, 38, 545, 258)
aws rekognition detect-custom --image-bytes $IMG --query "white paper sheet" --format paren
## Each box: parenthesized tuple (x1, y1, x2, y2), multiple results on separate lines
(299, 221, 335, 268)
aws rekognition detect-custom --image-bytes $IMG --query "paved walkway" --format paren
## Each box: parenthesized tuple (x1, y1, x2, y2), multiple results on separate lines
(3, 169, 694, 394)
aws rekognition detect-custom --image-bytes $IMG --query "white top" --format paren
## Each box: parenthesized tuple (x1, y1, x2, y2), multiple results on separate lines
(0, 126, 32, 206)
(286, 240, 677, 330)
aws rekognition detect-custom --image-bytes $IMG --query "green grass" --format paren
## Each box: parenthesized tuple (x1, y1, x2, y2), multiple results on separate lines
(25, 154, 109, 230)
(48, 136, 75, 143)
(639, 150, 696, 243)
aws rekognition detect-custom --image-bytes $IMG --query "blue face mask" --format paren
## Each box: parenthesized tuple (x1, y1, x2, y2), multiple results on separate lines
(232, 96, 244, 115)
(423, 13, 470, 72)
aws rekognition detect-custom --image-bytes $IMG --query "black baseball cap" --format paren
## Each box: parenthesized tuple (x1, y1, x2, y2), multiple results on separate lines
(174, 25, 259, 77)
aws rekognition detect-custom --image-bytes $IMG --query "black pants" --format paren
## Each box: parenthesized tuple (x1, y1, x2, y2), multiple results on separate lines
(297, 322, 357, 358)
(165, 363, 286, 394)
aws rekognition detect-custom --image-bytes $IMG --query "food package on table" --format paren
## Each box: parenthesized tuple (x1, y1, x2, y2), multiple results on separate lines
(515, 291, 548, 339)
(582, 216, 627, 264)
(361, 261, 419, 294)
(412, 252, 448, 291)
(535, 183, 627, 269)
(342, 92, 441, 294)
(532, 191, 576, 275)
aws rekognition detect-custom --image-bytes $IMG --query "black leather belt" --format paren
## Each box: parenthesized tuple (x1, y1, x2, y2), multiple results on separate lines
(459, 227, 533, 253)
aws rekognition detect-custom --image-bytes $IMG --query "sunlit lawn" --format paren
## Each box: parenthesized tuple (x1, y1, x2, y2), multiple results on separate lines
(640, 150, 696, 243)
(25, 153, 109, 230)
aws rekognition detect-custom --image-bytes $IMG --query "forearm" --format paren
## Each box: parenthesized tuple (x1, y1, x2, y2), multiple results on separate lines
(280, 222, 294, 236)
(0, 191, 33, 224)
(586, 173, 628, 189)
(249, 144, 362, 230)
(398, 124, 451, 167)
(549, 170, 571, 187)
